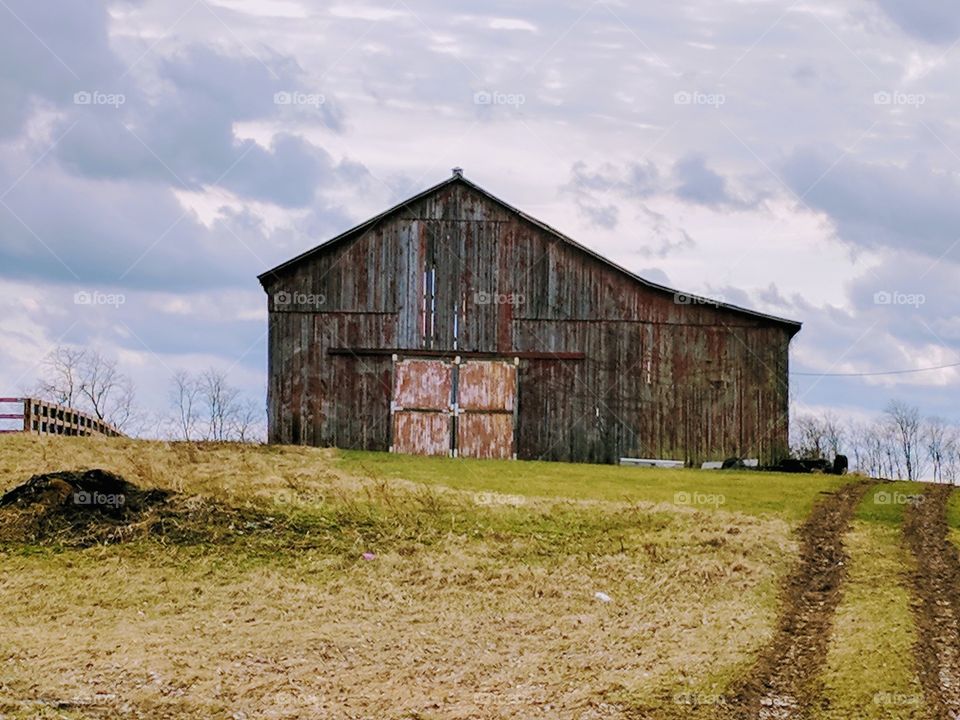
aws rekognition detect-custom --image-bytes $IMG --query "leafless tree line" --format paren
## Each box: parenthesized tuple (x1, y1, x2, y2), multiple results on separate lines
(32, 346, 264, 442)
(793, 400, 960, 482)
(168, 368, 263, 442)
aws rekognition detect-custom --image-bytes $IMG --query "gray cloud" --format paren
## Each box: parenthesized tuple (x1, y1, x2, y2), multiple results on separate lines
(578, 202, 619, 229)
(713, 274, 960, 420)
(872, 0, 960, 44)
(0, 165, 261, 289)
(54, 44, 353, 208)
(673, 155, 741, 208)
(782, 147, 960, 260)
(0, 0, 124, 137)
(0, 152, 364, 292)
(567, 160, 660, 198)
(633, 205, 696, 258)
(564, 160, 663, 229)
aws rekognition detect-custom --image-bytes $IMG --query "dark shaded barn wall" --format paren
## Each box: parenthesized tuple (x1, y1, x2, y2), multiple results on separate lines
(260, 179, 798, 465)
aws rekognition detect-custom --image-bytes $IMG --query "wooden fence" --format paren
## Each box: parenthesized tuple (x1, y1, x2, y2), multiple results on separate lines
(0, 397, 124, 437)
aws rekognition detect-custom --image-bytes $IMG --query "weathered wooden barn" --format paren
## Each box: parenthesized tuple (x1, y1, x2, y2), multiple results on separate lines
(258, 170, 801, 465)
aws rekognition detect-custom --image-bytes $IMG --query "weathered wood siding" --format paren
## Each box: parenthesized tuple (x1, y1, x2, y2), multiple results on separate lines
(261, 181, 795, 464)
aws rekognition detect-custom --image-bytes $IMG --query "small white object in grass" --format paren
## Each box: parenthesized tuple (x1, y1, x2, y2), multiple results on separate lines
(594, 591, 612, 603)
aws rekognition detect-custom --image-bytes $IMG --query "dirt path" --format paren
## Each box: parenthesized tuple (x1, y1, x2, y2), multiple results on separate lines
(903, 484, 960, 720)
(724, 480, 874, 720)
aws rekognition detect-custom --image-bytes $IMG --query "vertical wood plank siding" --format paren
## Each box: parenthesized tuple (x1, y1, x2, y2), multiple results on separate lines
(262, 182, 795, 464)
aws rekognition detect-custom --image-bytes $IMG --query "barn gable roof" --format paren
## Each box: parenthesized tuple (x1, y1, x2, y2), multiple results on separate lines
(258, 172, 801, 332)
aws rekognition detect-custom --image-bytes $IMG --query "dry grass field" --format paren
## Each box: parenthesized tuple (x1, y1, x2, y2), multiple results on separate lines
(0, 435, 951, 719)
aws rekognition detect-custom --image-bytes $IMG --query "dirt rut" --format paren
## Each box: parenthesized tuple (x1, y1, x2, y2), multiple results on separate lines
(904, 484, 960, 720)
(724, 480, 874, 720)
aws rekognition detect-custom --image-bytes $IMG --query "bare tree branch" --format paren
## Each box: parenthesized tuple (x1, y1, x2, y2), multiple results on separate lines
(35, 346, 139, 432)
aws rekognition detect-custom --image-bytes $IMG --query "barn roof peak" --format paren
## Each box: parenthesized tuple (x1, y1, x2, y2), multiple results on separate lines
(258, 172, 801, 332)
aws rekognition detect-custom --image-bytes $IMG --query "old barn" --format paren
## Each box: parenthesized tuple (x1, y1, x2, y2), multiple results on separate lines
(258, 170, 801, 465)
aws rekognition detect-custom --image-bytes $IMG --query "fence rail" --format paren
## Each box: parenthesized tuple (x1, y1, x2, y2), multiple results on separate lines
(0, 397, 124, 437)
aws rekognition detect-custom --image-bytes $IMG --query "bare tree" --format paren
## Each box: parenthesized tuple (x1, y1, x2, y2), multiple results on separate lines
(79, 352, 136, 428)
(36, 347, 87, 407)
(884, 400, 926, 481)
(925, 416, 950, 483)
(792, 414, 828, 458)
(232, 398, 265, 443)
(170, 370, 202, 441)
(821, 412, 846, 458)
(848, 421, 871, 475)
(848, 420, 890, 478)
(944, 429, 960, 485)
(35, 346, 138, 432)
(881, 420, 904, 479)
(200, 369, 240, 441)
(167, 368, 263, 442)
(107, 377, 138, 431)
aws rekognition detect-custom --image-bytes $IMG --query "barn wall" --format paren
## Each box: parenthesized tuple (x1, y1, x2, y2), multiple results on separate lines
(262, 182, 794, 464)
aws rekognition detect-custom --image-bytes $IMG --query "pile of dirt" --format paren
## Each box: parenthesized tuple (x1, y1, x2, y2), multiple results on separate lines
(0, 469, 317, 549)
(0, 469, 172, 546)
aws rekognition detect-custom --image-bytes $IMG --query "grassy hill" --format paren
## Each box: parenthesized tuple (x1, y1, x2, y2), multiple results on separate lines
(0, 435, 952, 719)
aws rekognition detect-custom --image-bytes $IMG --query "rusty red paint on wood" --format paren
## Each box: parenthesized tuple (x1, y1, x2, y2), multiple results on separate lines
(456, 360, 516, 459)
(458, 361, 516, 411)
(457, 413, 514, 460)
(391, 359, 453, 457)
(392, 412, 450, 456)
(393, 359, 451, 410)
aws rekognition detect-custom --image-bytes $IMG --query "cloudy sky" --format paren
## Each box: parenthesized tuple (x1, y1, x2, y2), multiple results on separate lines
(0, 0, 958, 433)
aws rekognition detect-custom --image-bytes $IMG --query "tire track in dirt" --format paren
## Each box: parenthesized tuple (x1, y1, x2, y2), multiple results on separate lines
(724, 480, 875, 720)
(903, 483, 960, 720)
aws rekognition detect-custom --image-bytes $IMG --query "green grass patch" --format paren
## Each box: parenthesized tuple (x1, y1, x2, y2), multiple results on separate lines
(856, 482, 927, 525)
(817, 520, 923, 719)
(337, 451, 850, 522)
(946, 486, 960, 530)
(276, 486, 684, 562)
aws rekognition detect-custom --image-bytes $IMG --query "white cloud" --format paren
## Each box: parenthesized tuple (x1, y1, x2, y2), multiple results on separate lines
(487, 18, 539, 33)
(329, 4, 406, 22)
